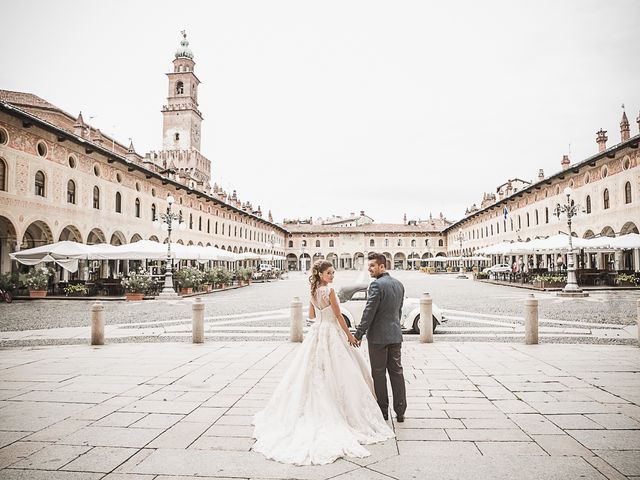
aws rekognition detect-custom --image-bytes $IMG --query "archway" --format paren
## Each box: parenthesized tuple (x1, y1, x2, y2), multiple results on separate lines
(382, 252, 392, 270)
(407, 252, 420, 270)
(110, 231, 126, 245)
(620, 222, 639, 235)
(286, 253, 298, 271)
(393, 252, 406, 270)
(0, 216, 18, 274)
(339, 253, 352, 270)
(326, 253, 338, 268)
(87, 228, 106, 245)
(353, 252, 365, 270)
(22, 220, 53, 249)
(58, 225, 83, 243)
(299, 253, 311, 271)
(583, 230, 595, 239)
(312, 253, 324, 263)
(149, 235, 160, 242)
(601, 226, 615, 237)
(130, 233, 143, 243)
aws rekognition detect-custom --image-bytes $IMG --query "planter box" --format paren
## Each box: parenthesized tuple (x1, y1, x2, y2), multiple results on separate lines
(29, 290, 47, 298)
(125, 292, 144, 301)
(180, 287, 193, 295)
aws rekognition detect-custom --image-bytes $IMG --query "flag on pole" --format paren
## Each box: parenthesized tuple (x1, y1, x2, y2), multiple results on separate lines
(503, 206, 509, 219)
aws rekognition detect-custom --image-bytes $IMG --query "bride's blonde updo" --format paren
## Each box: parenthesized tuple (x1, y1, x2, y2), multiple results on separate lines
(309, 260, 333, 297)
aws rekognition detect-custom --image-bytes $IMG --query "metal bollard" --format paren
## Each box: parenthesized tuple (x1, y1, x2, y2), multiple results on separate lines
(290, 296, 303, 342)
(192, 297, 205, 344)
(419, 293, 433, 343)
(91, 301, 104, 345)
(524, 294, 538, 345)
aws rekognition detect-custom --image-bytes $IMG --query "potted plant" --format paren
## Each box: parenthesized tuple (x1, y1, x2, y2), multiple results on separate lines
(175, 266, 204, 294)
(64, 283, 88, 297)
(532, 274, 566, 289)
(121, 269, 153, 300)
(216, 267, 232, 289)
(202, 268, 216, 292)
(474, 271, 489, 280)
(0, 272, 19, 294)
(24, 266, 51, 298)
(235, 267, 253, 286)
(617, 273, 638, 287)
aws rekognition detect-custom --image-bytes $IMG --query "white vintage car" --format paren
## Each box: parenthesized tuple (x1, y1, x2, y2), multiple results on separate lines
(336, 283, 445, 334)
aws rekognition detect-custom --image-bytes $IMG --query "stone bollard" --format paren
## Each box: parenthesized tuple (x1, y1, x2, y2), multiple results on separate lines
(524, 294, 538, 345)
(419, 293, 433, 343)
(192, 297, 205, 344)
(91, 301, 104, 346)
(290, 296, 303, 343)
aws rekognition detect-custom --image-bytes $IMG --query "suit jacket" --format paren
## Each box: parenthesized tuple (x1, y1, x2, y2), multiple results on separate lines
(354, 272, 404, 344)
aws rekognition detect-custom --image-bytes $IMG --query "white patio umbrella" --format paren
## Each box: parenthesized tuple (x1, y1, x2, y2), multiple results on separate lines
(10, 241, 117, 272)
(95, 240, 198, 261)
(259, 254, 286, 261)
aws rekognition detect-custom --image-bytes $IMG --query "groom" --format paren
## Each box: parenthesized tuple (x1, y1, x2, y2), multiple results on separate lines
(354, 252, 407, 422)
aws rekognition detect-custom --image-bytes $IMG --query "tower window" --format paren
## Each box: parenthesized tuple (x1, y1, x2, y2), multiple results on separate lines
(174, 133, 180, 141)
(115, 192, 122, 213)
(586, 196, 591, 214)
(176, 81, 184, 95)
(603, 189, 610, 210)
(135, 198, 141, 218)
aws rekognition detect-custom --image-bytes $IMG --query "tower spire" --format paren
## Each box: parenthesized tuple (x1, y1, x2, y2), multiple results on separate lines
(620, 104, 630, 142)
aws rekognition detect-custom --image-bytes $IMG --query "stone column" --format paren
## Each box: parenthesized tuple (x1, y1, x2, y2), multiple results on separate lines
(290, 297, 303, 342)
(91, 301, 104, 345)
(419, 293, 433, 343)
(192, 297, 204, 343)
(524, 294, 538, 345)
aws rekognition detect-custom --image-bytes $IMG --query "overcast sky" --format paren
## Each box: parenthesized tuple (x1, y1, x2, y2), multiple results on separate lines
(2, 1, 639, 224)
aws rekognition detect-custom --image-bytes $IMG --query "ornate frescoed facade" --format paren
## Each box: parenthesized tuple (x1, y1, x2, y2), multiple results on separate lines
(0, 33, 286, 275)
(443, 111, 640, 272)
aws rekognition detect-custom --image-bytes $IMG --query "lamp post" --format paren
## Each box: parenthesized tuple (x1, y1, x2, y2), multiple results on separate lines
(455, 229, 467, 279)
(554, 187, 589, 297)
(153, 195, 187, 298)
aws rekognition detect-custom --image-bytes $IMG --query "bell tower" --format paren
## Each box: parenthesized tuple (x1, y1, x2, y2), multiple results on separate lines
(149, 31, 210, 191)
(162, 31, 203, 151)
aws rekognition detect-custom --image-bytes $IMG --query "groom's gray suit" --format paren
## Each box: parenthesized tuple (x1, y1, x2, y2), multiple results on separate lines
(354, 272, 407, 418)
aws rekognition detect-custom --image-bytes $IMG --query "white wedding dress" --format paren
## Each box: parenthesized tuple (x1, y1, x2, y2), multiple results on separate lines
(252, 285, 395, 465)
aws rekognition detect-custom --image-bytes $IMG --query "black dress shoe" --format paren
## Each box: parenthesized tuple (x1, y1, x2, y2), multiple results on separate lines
(396, 415, 404, 423)
(383, 413, 389, 420)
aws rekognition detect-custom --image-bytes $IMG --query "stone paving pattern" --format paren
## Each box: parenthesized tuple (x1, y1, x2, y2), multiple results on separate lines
(0, 341, 638, 479)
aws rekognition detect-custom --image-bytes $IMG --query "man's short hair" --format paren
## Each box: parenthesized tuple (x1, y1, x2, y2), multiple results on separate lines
(368, 252, 387, 266)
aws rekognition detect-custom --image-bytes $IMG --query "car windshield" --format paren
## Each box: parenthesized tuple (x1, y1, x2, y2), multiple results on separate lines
(337, 283, 369, 302)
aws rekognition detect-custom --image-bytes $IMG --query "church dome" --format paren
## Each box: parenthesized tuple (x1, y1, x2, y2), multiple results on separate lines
(175, 31, 194, 59)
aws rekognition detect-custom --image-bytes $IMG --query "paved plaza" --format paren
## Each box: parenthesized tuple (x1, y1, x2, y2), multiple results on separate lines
(0, 341, 638, 479)
(1, 272, 638, 346)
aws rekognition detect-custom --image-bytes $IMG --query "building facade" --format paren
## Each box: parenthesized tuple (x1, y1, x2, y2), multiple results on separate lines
(0, 34, 286, 275)
(444, 111, 640, 272)
(283, 213, 452, 270)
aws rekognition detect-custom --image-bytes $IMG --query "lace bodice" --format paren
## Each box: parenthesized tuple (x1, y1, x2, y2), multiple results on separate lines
(312, 285, 332, 310)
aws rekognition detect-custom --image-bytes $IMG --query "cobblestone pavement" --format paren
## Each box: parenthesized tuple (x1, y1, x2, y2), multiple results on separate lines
(0, 342, 638, 479)
(0, 271, 638, 346)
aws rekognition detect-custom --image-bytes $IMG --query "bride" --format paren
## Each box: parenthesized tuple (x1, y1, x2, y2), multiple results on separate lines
(252, 260, 395, 465)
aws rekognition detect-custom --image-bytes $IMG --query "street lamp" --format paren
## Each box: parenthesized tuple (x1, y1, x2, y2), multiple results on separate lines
(153, 195, 187, 298)
(455, 228, 467, 279)
(554, 187, 589, 297)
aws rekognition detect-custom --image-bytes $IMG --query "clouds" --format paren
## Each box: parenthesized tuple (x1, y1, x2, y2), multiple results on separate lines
(1, 0, 638, 223)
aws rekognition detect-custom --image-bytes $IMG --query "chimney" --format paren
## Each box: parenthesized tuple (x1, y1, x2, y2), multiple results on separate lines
(91, 128, 104, 145)
(506, 181, 513, 196)
(561, 155, 570, 170)
(360, 210, 365, 216)
(403, 213, 407, 225)
(637, 111, 640, 133)
(620, 109, 630, 142)
(538, 169, 544, 181)
(498, 190, 504, 201)
(596, 129, 608, 152)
